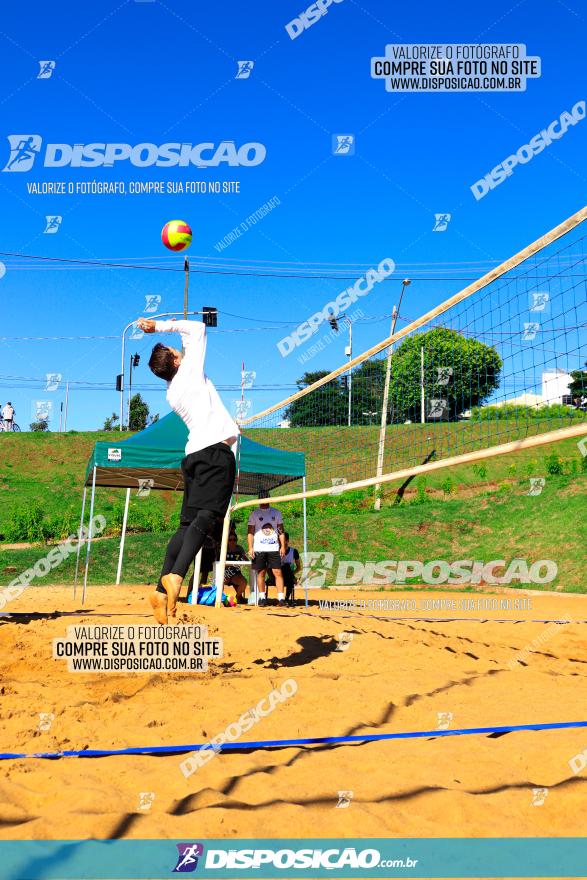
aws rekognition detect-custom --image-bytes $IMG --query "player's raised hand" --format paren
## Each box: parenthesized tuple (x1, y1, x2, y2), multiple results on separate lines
(137, 318, 156, 333)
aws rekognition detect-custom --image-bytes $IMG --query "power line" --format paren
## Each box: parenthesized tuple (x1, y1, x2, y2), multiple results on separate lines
(1, 250, 584, 282)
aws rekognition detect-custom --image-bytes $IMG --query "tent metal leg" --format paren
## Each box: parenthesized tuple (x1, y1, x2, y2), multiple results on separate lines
(215, 510, 231, 608)
(302, 476, 308, 607)
(115, 487, 131, 586)
(192, 548, 202, 600)
(73, 486, 88, 601)
(82, 466, 97, 606)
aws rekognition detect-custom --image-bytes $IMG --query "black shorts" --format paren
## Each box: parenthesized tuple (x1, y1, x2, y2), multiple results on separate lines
(252, 551, 282, 572)
(180, 442, 236, 521)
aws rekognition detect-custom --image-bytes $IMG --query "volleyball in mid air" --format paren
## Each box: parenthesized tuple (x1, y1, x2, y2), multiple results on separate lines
(161, 220, 192, 252)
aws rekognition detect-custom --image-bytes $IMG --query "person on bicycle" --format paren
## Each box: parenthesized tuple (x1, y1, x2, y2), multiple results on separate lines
(2, 402, 14, 431)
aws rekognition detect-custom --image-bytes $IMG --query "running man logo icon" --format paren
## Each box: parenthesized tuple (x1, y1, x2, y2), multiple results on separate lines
(45, 373, 62, 392)
(129, 323, 144, 341)
(234, 399, 252, 420)
(531, 788, 548, 806)
(144, 294, 161, 313)
(301, 551, 334, 587)
(522, 322, 540, 341)
(530, 292, 550, 312)
(236, 61, 254, 79)
(428, 399, 448, 420)
(173, 843, 204, 873)
(437, 711, 453, 731)
(336, 631, 354, 652)
(241, 370, 256, 389)
(3, 135, 42, 172)
(137, 478, 155, 498)
(436, 366, 453, 386)
(44, 215, 62, 234)
(336, 790, 354, 808)
(332, 134, 355, 155)
(37, 60, 56, 79)
(138, 791, 155, 811)
(433, 213, 451, 232)
(38, 712, 55, 732)
(528, 477, 546, 497)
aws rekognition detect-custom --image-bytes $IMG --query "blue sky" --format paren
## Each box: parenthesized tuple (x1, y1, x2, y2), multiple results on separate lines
(0, 0, 585, 429)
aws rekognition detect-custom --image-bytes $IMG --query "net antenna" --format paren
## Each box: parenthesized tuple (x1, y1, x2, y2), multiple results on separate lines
(214, 207, 587, 604)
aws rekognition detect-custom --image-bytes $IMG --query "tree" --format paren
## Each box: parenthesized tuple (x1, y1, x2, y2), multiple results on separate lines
(103, 412, 119, 431)
(387, 328, 502, 422)
(30, 420, 49, 432)
(128, 394, 150, 431)
(285, 370, 347, 427)
(568, 361, 587, 400)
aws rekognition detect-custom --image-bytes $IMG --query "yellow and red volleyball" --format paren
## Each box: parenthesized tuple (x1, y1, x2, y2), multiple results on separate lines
(161, 220, 192, 252)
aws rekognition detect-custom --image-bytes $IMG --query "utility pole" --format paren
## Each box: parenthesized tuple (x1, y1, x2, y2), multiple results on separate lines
(374, 279, 410, 510)
(420, 346, 425, 424)
(63, 381, 69, 432)
(183, 257, 189, 320)
(346, 318, 353, 427)
(127, 354, 140, 429)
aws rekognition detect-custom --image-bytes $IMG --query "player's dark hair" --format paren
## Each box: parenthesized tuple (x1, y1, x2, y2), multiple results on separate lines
(148, 343, 178, 381)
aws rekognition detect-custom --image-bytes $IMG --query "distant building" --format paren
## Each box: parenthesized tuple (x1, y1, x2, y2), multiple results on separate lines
(542, 369, 573, 405)
(278, 419, 291, 429)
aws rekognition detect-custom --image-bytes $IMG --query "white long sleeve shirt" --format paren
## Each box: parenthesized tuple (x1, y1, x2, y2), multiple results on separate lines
(154, 320, 239, 455)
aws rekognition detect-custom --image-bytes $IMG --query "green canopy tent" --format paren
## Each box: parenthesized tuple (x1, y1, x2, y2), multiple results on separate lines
(77, 413, 307, 602)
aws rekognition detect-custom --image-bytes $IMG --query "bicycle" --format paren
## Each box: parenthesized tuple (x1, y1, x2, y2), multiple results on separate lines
(0, 419, 21, 432)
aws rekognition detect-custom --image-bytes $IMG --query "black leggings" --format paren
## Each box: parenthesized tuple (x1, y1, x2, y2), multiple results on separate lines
(156, 508, 217, 593)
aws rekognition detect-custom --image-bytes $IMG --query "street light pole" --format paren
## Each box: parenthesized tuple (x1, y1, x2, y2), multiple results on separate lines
(374, 279, 411, 510)
(347, 318, 353, 427)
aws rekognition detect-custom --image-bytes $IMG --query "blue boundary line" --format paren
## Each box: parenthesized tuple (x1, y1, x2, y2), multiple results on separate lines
(2, 720, 587, 761)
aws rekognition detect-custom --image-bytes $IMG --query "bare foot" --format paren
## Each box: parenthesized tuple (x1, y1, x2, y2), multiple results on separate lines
(149, 591, 168, 624)
(161, 573, 183, 617)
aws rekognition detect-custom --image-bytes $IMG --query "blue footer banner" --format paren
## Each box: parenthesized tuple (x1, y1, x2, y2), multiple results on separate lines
(1, 838, 587, 879)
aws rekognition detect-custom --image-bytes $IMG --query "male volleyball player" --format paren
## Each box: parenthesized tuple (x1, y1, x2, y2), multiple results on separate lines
(137, 317, 238, 623)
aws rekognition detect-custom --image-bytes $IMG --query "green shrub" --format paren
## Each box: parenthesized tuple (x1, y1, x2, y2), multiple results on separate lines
(545, 452, 563, 475)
